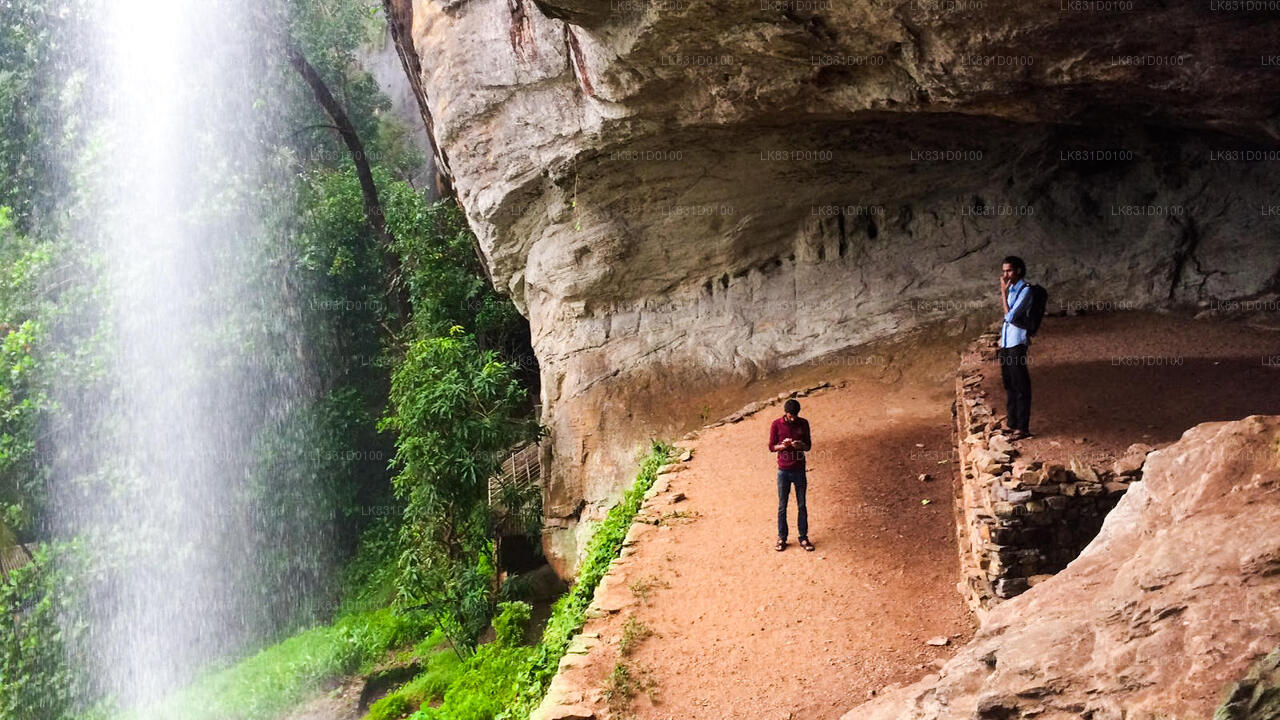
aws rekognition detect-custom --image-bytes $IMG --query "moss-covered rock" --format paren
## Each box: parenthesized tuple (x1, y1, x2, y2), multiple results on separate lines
(1216, 648, 1280, 720)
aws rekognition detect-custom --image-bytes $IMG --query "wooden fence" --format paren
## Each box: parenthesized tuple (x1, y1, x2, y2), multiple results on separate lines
(489, 443, 542, 532)
(0, 543, 34, 582)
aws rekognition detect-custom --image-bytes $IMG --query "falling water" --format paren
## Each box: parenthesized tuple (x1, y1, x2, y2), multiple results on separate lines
(48, 0, 329, 710)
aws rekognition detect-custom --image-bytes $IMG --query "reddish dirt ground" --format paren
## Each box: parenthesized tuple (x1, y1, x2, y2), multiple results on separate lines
(575, 351, 977, 720)
(979, 311, 1280, 468)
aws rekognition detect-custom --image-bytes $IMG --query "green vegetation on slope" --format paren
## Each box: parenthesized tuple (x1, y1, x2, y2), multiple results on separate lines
(387, 442, 673, 720)
(121, 609, 436, 720)
(0, 2, 539, 718)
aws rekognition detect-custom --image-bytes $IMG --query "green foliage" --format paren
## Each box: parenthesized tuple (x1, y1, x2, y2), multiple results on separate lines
(380, 328, 538, 649)
(120, 608, 435, 720)
(284, 0, 423, 185)
(1216, 646, 1280, 720)
(241, 386, 394, 631)
(0, 544, 98, 720)
(387, 196, 524, 353)
(493, 602, 532, 649)
(498, 443, 672, 719)
(340, 516, 407, 616)
(370, 445, 669, 720)
(409, 641, 535, 720)
(360, 646, 466, 720)
(0, 0, 94, 228)
(0, 210, 51, 535)
(367, 693, 412, 720)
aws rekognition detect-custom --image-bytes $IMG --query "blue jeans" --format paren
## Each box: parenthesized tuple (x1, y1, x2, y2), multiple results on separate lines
(777, 468, 808, 540)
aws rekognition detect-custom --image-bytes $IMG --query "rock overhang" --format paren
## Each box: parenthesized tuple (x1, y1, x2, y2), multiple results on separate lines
(398, 0, 1280, 574)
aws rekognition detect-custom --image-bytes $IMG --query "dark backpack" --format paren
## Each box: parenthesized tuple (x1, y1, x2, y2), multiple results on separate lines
(1011, 283, 1048, 336)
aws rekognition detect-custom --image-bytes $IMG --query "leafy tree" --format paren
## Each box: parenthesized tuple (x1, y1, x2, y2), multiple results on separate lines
(0, 0, 95, 231)
(380, 329, 538, 649)
(0, 544, 99, 720)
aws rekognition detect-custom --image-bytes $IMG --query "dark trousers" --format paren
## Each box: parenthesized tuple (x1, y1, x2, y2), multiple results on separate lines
(999, 344, 1031, 433)
(777, 468, 808, 540)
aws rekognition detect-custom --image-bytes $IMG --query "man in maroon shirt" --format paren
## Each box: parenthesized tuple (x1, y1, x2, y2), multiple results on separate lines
(769, 398, 813, 551)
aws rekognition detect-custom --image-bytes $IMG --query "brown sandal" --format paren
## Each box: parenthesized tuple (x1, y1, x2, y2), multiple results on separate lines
(798, 538, 815, 552)
(775, 539, 787, 552)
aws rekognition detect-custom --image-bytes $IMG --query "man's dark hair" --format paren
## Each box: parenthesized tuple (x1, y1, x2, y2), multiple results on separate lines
(784, 399, 801, 415)
(1003, 255, 1026, 276)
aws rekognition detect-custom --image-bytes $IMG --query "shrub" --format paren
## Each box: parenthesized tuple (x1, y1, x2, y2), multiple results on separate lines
(493, 602, 532, 648)
(366, 694, 412, 720)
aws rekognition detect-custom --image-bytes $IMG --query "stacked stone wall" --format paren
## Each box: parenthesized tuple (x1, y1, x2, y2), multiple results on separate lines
(952, 332, 1150, 617)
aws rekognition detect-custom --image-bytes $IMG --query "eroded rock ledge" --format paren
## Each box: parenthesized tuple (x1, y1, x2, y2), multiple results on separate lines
(395, 0, 1280, 573)
(844, 415, 1280, 719)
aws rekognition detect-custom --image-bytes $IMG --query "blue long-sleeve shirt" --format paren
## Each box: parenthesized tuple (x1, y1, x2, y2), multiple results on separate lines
(1001, 279, 1032, 348)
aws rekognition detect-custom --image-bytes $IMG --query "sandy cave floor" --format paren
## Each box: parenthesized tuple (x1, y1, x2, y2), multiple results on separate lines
(979, 311, 1280, 469)
(572, 350, 976, 720)
(564, 310, 1280, 720)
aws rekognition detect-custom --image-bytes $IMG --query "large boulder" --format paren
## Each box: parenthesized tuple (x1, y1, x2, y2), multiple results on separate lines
(390, 0, 1280, 574)
(843, 415, 1280, 719)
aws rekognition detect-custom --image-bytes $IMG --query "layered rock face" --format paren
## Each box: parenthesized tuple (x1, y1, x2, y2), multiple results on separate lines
(394, 0, 1280, 573)
(843, 415, 1280, 719)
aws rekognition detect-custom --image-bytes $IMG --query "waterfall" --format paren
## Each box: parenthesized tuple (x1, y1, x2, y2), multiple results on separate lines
(48, 0, 327, 709)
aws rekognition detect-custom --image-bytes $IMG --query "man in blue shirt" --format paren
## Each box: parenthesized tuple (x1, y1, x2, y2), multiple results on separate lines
(999, 256, 1033, 439)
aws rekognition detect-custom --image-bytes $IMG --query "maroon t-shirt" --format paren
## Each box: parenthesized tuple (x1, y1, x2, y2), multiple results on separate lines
(769, 416, 811, 470)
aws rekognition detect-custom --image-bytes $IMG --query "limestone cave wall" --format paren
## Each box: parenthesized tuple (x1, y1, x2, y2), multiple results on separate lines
(391, 0, 1280, 574)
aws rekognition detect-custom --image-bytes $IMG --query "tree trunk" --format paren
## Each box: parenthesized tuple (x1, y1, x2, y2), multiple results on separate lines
(284, 39, 412, 324)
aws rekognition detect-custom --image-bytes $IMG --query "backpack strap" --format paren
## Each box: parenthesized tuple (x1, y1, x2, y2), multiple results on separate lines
(1007, 283, 1032, 330)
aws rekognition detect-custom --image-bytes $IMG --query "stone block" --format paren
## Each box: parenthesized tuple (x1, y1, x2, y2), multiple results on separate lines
(992, 527, 1019, 544)
(1028, 511, 1055, 526)
(1045, 464, 1071, 484)
(994, 578, 1029, 598)
(1018, 468, 1047, 486)
(988, 435, 1018, 456)
(1103, 481, 1129, 495)
(1112, 442, 1154, 476)
(1022, 527, 1050, 545)
(1078, 483, 1104, 497)
(1070, 459, 1101, 485)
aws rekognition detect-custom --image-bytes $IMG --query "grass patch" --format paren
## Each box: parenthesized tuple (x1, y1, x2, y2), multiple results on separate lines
(628, 575, 669, 605)
(365, 649, 465, 720)
(617, 615, 651, 658)
(120, 608, 437, 720)
(601, 662, 656, 717)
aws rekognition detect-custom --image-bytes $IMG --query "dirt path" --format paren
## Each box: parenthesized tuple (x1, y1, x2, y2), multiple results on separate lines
(564, 345, 977, 720)
(978, 311, 1280, 469)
